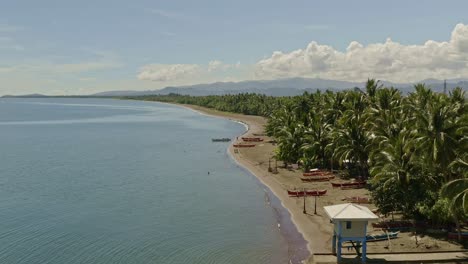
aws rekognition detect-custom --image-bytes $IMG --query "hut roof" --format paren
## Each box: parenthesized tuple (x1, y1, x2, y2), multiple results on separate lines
(324, 203, 379, 221)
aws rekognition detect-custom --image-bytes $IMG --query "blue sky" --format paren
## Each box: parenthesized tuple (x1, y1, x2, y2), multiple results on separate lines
(1, 0, 468, 95)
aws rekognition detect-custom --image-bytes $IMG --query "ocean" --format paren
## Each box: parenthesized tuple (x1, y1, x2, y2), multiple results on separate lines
(0, 98, 305, 263)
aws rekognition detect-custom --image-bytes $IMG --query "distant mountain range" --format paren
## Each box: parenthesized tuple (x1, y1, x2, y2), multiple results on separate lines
(3, 78, 468, 98)
(92, 78, 468, 97)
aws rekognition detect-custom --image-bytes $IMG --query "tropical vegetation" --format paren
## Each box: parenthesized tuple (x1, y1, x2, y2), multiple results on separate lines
(123, 80, 467, 238)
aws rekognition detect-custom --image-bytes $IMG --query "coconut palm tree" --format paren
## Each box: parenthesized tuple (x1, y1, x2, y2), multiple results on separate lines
(332, 91, 371, 177)
(441, 178, 468, 241)
(301, 109, 331, 169)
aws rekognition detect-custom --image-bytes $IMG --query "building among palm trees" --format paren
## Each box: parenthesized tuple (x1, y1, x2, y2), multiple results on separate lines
(324, 203, 379, 263)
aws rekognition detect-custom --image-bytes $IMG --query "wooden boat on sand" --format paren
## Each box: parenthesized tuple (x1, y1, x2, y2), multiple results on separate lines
(366, 231, 399, 242)
(331, 181, 366, 188)
(242, 137, 263, 142)
(340, 184, 366, 190)
(301, 175, 335, 182)
(303, 171, 333, 177)
(233, 144, 255, 148)
(287, 189, 327, 197)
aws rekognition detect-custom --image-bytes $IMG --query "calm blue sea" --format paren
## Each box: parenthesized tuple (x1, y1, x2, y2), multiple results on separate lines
(0, 98, 305, 264)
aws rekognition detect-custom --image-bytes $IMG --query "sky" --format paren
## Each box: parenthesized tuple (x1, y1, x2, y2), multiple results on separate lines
(1, 0, 468, 95)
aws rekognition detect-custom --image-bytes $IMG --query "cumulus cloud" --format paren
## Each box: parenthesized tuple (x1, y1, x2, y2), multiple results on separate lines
(207, 60, 239, 72)
(255, 23, 468, 82)
(138, 64, 201, 82)
(138, 61, 241, 81)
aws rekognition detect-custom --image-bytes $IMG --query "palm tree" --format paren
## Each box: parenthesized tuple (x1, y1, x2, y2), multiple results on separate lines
(301, 109, 331, 169)
(276, 123, 305, 167)
(332, 91, 371, 177)
(441, 178, 468, 241)
(413, 95, 461, 182)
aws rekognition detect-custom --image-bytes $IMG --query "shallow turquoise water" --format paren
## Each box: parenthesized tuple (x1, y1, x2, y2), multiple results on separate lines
(0, 98, 300, 263)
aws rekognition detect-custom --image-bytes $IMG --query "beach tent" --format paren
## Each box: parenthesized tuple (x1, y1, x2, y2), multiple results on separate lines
(324, 203, 379, 263)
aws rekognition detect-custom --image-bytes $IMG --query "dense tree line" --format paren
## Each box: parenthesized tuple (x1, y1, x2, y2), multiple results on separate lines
(265, 80, 467, 237)
(123, 81, 467, 236)
(122, 93, 285, 116)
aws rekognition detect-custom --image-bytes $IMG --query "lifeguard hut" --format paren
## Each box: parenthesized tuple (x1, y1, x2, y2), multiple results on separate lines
(323, 203, 379, 263)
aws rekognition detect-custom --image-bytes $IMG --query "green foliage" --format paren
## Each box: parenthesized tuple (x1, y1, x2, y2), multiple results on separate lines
(121, 93, 282, 116)
(123, 80, 467, 225)
(418, 198, 452, 225)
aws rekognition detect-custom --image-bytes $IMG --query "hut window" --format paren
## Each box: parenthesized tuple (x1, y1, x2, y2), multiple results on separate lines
(346, 221, 352, 229)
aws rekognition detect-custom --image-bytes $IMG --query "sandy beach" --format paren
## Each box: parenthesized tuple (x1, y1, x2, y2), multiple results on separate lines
(173, 103, 467, 263)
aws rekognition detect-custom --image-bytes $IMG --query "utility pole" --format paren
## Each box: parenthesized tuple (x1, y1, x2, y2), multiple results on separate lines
(444, 79, 447, 94)
(314, 194, 317, 215)
(303, 188, 307, 214)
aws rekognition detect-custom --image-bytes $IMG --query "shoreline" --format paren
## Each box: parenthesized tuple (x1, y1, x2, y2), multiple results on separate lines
(151, 101, 468, 263)
(172, 103, 323, 263)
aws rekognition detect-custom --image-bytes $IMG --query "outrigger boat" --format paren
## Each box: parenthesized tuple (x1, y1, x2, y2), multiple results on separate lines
(287, 189, 327, 197)
(303, 171, 333, 177)
(331, 181, 366, 188)
(366, 231, 399, 242)
(340, 184, 366, 190)
(212, 138, 231, 142)
(241, 137, 263, 142)
(301, 175, 335, 182)
(233, 144, 256, 148)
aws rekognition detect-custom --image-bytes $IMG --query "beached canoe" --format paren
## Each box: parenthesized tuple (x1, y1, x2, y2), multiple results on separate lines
(301, 175, 335, 182)
(287, 189, 327, 197)
(233, 144, 256, 148)
(340, 184, 366, 190)
(331, 181, 366, 188)
(366, 231, 399, 242)
(241, 137, 263, 142)
(303, 171, 333, 177)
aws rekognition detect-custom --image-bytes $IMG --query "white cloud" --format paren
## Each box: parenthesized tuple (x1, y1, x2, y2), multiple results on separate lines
(255, 23, 468, 82)
(138, 61, 243, 82)
(138, 64, 201, 82)
(207, 60, 233, 72)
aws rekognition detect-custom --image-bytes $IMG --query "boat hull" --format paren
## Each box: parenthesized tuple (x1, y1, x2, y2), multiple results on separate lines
(233, 144, 256, 148)
(301, 176, 335, 182)
(331, 181, 366, 188)
(212, 138, 231, 142)
(241, 137, 263, 142)
(366, 232, 399, 242)
(287, 189, 327, 197)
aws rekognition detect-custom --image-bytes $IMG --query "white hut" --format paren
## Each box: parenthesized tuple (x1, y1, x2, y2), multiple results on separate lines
(323, 203, 379, 263)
